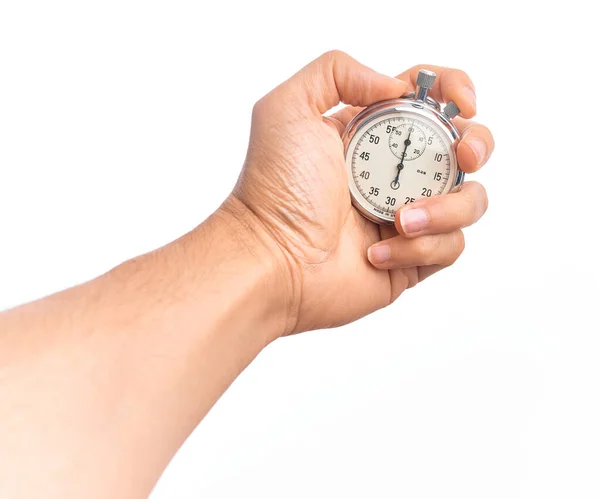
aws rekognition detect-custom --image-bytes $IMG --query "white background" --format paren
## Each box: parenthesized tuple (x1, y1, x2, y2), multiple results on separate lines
(1, 1, 599, 498)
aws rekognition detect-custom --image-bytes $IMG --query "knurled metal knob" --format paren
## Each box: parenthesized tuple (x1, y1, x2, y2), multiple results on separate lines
(443, 101, 460, 119)
(415, 70, 436, 103)
(416, 70, 436, 90)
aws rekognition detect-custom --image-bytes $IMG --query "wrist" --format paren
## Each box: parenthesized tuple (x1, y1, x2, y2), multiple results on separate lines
(214, 195, 300, 340)
(105, 194, 298, 352)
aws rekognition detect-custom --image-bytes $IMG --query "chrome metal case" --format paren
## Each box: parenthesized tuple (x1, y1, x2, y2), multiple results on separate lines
(342, 96, 464, 225)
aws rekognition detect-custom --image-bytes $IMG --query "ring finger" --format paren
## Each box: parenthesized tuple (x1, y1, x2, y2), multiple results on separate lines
(367, 230, 465, 270)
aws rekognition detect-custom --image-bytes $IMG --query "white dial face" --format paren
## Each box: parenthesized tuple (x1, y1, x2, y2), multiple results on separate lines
(346, 110, 458, 223)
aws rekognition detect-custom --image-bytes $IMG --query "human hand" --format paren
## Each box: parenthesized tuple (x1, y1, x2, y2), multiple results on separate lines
(227, 51, 494, 336)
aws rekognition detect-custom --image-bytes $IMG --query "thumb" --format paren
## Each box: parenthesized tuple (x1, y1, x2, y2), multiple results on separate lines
(266, 50, 408, 116)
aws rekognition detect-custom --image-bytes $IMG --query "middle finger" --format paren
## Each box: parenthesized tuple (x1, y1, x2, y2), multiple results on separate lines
(393, 181, 488, 238)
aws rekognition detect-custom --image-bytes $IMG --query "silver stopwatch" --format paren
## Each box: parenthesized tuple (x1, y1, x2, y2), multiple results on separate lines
(343, 69, 464, 225)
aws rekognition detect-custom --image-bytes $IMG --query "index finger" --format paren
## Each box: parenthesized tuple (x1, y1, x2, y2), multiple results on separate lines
(396, 65, 477, 118)
(328, 65, 478, 132)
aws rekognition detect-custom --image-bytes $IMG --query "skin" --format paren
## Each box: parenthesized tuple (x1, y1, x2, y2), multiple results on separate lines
(0, 51, 494, 498)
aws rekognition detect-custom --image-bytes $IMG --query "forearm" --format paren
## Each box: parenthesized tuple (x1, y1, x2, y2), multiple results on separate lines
(0, 199, 292, 498)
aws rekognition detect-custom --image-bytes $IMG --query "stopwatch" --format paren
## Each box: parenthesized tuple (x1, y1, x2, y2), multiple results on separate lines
(343, 69, 464, 225)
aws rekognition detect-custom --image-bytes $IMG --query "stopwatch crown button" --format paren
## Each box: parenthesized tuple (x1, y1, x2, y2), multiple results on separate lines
(416, 70, 436, 90)
(443, 101, 460, 120)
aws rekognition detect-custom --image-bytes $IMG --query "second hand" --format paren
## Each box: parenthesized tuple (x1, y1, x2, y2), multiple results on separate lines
(393, 121, 414, 186)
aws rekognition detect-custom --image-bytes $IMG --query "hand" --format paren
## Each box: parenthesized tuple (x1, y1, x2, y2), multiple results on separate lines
(228, 51, 494, 336)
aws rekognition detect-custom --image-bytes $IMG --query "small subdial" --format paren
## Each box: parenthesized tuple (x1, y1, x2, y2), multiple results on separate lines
(388, 123, 427, 161)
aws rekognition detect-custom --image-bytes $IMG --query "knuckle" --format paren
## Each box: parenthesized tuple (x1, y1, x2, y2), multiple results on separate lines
(476, 122, 491, 136)
(315, 50, 350, 90)
(404, 268, 420, 290)
(452, 68, 471, 82)
(416, 235, 442, 265)
(321, 49, 347, 65)
(458, 183, 488, 226)
(324, 49, 345, 58)
(448, 231, 466, 264)
(463, 192, 479, 224)
(252, 96, 268, 119)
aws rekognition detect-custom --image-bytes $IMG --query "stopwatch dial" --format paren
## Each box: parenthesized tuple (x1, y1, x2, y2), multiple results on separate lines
(388, 123, 427, 161)
(347, 112, 456, 222)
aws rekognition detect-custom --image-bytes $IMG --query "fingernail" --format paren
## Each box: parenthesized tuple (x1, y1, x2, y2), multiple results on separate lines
(368, 244, 391, 264)
(467, 138, 487, 165)
(463, 86, 476, 111)
(400, 208, 429, 234)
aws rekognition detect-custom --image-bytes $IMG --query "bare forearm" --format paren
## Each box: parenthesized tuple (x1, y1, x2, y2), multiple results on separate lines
(0, 200, 292, 498)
